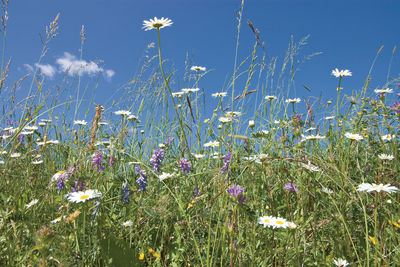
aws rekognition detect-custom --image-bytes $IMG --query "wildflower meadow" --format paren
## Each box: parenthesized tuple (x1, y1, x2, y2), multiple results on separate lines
(0, 1, 400, 266)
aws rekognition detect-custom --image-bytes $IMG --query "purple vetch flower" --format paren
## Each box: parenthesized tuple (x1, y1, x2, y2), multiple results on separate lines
(91, 150, 105, 172)
(121, 181, 131, 203)
(192, 185, 200, 199)
(284, 182, 299, 193)
(71, 178, 86, 193)
(56, 166, 75, 193)
(390, 101, 400, 114)
(221, 152, 232, 174)
(18, 134, 24, 143)
(91, 201, 101, 216)
(108, 155, 115, 167)
(135, 165, 147, 192)
(150, 148, 164, 172)
(179, 158, 191, 175)
(165, 134, 174, 146)
(226, 184, 245, 203)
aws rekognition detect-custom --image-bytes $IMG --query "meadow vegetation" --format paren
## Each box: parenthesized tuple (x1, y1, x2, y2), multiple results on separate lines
(0, 1, 399, 266)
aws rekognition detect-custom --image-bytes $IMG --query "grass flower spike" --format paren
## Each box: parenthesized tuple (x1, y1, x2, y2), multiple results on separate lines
(142, 17, 173, 31)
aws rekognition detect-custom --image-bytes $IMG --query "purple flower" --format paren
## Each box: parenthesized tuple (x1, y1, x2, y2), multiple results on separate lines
(108, 155, 115, 167)
(390, 101, 400, 114)
(91, 150, 105, 172)
(221, 152, 232, 174)
(135, 165, 147, 192)
(179, 158, 191, 175)
(18, 134, 24, 143)
(284, 182, 298, 193)
(56, 166, 75, 193)
(121, 181, 131, 203)
(150, 148, 164, 172)
(192, 185, 200, 199)
(165, 134, 174, 146)
(227, 184, 245, 203)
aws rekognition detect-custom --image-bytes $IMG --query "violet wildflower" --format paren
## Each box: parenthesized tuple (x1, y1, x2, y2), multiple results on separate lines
(227, 184, 245, 203)
(56, 167, 75, 193)
(91, 150, 105, 172)
(179, 158, 191, 175)
(150, 148, 164, 172)
(165, 134, 174, 146)
(284, 182, 299, 193)
(121, 181, 131, 203)
(221, 152, 232, 174)
(108, 155, 115, 167)
(91, 201, 100, 216)
(135, 165, 147, 192)
(192, 185, 200, 199)
(390, 101, 400, 114)
(18, 134, 24, 143)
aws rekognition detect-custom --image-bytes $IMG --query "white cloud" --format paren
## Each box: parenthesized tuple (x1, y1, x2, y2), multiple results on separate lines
(104, 69, 115, 80)
(35, 63, 56, 78)
(24, 64, 34, 72)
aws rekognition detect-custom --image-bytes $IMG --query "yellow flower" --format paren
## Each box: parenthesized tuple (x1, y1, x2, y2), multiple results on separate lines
(389, 220, 400, 228)
(139, 253, 144, 260)
(369, 236, 377, 246)
(204, 119, 209, 123)
(148, 248, 154, 254)
(153, 252, 160, 258)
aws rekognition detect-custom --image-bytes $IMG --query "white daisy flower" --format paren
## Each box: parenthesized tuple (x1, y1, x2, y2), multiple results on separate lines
(381, 134, 395, 141)
(20, 131, 34, 135)
(65, 189, 102, 203)
(357, 183, 398, 193)
(258, 216, 292, 229)
(218, 117, 232, 123)
(374, 88, 393, 94)
(321, 187, 333, 194)
(204, 141, 220, 148)
(24, 125, 38, 131)
(225, 111, 241, 117)
(158, 143, 166, 148)
(212, 92, 227, 97)
(26, 199, 38, 209)
(74, 120, 87, 126)
(300, 161, 321, 172)
(172, 92, 185, 98)
(114, 110, 131, 116)
(265, 95, 277, 100)
(127, 115, 139, 121)
(159, 172, 175, 181)
(40, 119, 52, 123)
(332, 68, 352, 77)
(181, 88, 200, 93)
(333, 258, 350, 266)
(0, 151, 7, 154)
(142, 17, 173, 31)
(38, 122, 47, 127)
(344, 132, 363, 141)
(122, 220, 133, 227)
(191, 66, 206, 72)
(378, 154, 394, 161)
(274, 120, 280, 124)
(1, 135, 10, 139)
(51, 216, 64, 224)
(248, 120, 255, 127)
(325, 116, 335, 120)
(192, 153, 204, 159)
(10, 153, 21, 158)
(0, 160, 4, 164)
(285, 98, 301, 103)
(3, 127, 13, 131)
(98, 121, 109, 125)
(31, 160, 43, 165)
(301, 134, 325, 142)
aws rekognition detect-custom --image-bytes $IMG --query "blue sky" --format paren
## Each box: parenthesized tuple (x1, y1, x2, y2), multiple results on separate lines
(4, 0, 400, 121)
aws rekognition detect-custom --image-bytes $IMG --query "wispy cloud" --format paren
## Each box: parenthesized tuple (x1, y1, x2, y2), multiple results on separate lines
(35, 63, 56, 78)
(23, 52, 115, 81)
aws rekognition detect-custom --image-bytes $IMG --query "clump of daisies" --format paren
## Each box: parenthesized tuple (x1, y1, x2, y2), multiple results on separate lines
(258, 216, 296, 229)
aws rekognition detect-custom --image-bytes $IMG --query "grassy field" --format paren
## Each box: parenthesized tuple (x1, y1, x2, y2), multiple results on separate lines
(0, 3, 400, 267)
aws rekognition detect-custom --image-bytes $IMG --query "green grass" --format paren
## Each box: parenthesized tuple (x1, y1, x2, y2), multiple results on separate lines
(0, 3, 400, 266)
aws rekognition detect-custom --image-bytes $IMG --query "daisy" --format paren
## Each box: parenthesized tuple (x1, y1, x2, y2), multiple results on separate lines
(51, 171, 65, 183)
(257, 216, 276, 228)
(159, 172, 174, 181)
(204, 141, 220, 148)
(357, 183, 398, 193)
(127, 115, 139, 121)
(212, 92, 227, 97)
(374, 88, 393, 94)
(381, 134, 395, 141)
(73, 120, 87, 126)
(192, 153, 204, 159)
(172, 92, 185, 98)
(40, 119, 52, 123)
(191, 66, 206, 72)
(253, 130, 269, 138)
(225, 111, 241, 117)
(98, 121, 109, 125)
(378, 154, 394, 161)
(142, 17, 173, 31)
(65, 189, 102, 203)
(344, 132, 363, 141)
(325, 116, 335, 120)
(181, 88, 200, 93)
(265, 95, 277, 100)
(31, 160, 43, 165)
(248, 120, 255, 127)
(300, 161, 321, 172)
(258, 216, 291, 229)
(20, 131, 34, 135)
(333, 258, 350, 266)
(332, 68, 352, 77)
(51, 216, 63, 224)
(0, 160, 4, 164)
(24, 125, 38, 131)
(26, 199, 38, 209)
(38, 122, 47, 127)
(122, 220, 133, 227)
(114, 110, 131, 116)
(301, 134, 325, 142)
(10, 153, 21, 158)
(218, 117, 232, 123)
(321, 187, 334, 194)
(285, 98, 301, 103)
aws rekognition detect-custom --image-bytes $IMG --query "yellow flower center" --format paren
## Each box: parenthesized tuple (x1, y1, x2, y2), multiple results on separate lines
(264, 219, 270, 223)
(276, 221, 284, 225)
(80, 195, 89, 200)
